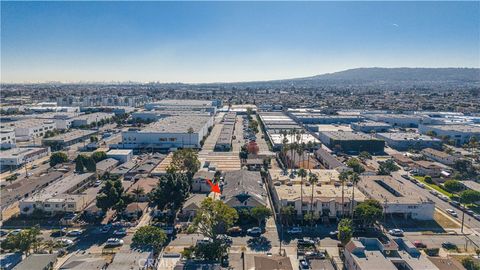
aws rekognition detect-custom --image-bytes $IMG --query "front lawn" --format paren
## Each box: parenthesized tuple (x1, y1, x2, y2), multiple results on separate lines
(413, 176, 453, 197)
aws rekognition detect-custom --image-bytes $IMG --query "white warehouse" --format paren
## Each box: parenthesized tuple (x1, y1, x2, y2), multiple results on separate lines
(120, 115, 214, 150)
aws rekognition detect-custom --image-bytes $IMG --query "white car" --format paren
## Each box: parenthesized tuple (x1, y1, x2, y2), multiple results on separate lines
(57, 238, 74, 246)
(9, 229, 22, 236)
(388, 229, 404, 236)
(66, 229, 84, 236)
(439, 195, 449, 202)
(446, 209, 458, 217)
(94, 180, 102, 187)
(105, 238, 124, 247)
(287, 227, 302, 234)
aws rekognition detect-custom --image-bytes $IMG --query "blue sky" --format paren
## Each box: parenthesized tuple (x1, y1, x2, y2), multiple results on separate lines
(1, 1, 479, 83)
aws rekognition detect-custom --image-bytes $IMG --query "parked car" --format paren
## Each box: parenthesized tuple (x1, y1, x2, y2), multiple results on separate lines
(9, 229, 22, 236)
(105, 238, 124, 247)
(113, 228, 127, 236)
(466, 210, 475, 216)
(0, 230, 8, 237)
(439, 195, 449, 202)
(449, 201, 460, 207)
(226, 226, 243, 236)
(57, 238, 74, 246)
(94, 180, 102, 187)
(473, 214, 480, 221)
(66, 229, 84, 236)
(388, 229, 404, 236)
(298, 238, 315, 246)
(197, 237, 213, 245)
(446, 209, 458, 217)
(442, 241, 457, 249)
(329, 230, 339, 239)
(299, 259, 310, 270)
(287, 227, 302, 234)
(247, 227, 262, 236)
(218, 234, 233, 245)
(413, 241, 427, 248)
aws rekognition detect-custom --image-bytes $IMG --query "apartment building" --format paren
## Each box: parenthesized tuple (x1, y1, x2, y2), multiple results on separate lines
(421, 148, 459, 166)
(0, 129, 16, 149)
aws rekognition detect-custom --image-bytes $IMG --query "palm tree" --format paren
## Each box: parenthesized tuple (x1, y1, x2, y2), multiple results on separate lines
(298, 168, 307, 220)
(132, 186, 145, 202)
(308, 172, 319, 223)
(339, 171, 349, 218)
(349, 172, 360, 219)
(296, 143, 305, 170)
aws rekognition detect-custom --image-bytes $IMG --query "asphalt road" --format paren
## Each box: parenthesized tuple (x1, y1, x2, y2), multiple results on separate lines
(390, 170, 480, 234)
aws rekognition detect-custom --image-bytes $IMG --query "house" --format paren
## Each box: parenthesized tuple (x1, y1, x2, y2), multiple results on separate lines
(191, 170, 215, 193)
(221, 170, 267, 209)
(314, 148, 350, 172)
(59, 254, 108, 270)
(229, 253, 294, 270)
(96, 158, 119, 176)
(344, 238, 439, 270)
(245, 158, 264, 171)
(412, 160, 443, 177)
(13, 254, 57, 270)
(127, 177, 158, 202)
(391, 154, 415, 168)
(123, 202, 148, 219)
(178, 194, 207, 220)
(421, 148, 459, 166)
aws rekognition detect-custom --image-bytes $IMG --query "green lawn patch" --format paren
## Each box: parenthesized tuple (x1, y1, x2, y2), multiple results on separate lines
(414, 176, 453, 197)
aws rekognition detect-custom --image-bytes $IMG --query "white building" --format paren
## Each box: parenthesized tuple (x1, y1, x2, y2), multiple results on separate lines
(358, 175, 435, 220)
(421, 148, 459, 166)
(0, 147, 50, 169)
(19, 173, 96, 216)
(419, 124, 480, 146)
(363, 113, 431, 128)
(376, 132, 442, 151)
(1, 119, 56, 141)
(120, 115, 214, 150)
(107, 149, 133, 163)
(71, 112, 114, 127)
(144, 99, 217, 113)
(0, 129, 16, 149)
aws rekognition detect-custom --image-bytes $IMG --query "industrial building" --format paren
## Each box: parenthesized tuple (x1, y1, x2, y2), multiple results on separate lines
(289, 112, 364, 124)
(42, 129, 98, 151)
(351, 121, 391, 133)
(421, 148, 459, 166)
(363, 113, 430, 128)
(0, 147, 50, 169)
(376, 132, 442, 151)
(144, 99, 218, 113)
(132, 110, 212, 121)
(215, 112, 236, 151)
(0, 129, 16, 149)
(419, 124, 480, 146)
(0, 119, 56, 141)
(57, 95, 151, 107)
(120, 115, 214, 150)
(71, 112, 114, 127)
(358, 175, 435, 220)
(318, 131, 385, 154)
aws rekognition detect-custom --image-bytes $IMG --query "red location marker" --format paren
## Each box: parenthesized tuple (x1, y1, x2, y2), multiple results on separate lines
(206, 179, 221, 194)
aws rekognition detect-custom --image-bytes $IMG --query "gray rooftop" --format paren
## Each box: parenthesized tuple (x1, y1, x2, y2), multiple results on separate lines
(321, 131, 380, 141)
(376, 132, 441, 142)
(42, 129, 97, 143)
(142, 115, 211, 133)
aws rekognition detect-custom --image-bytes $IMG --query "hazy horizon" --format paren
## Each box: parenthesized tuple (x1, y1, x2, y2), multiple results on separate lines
(2, 1, 479, 83)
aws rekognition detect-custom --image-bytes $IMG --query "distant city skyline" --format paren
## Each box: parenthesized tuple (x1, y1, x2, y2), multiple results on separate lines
(1, 1, 479, 83)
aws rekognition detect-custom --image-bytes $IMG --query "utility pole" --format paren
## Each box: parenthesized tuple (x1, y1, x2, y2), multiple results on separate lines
(461, 208, 465, 234)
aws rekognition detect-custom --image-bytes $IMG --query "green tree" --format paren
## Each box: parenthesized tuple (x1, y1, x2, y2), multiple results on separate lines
(377, 159, 400, 175)
(358, 151, 372, 160)
(6, 174, 17, 184)
(91, 151, 107, 162)
(424, 175, 433, 184)
(96, 178, 131, 213)
(349, 172, 360, 219)
(251, 206, 272, 227)
(347, 158, 365, 173)
(460, 190, 480, 204)
(461, 257, 480, 270)
(354, 199, 383, 228)
(90, 136, 98, 143)
(75, 157, 85, 173)
(49, 152, 68, 167)
(443, 180, 464, 192)
(169, 149, 201, 178)
(132, 226, 167, 252)
(191, 197, 238, 240)
(338, 219, 353, 245)
(83, 156, 96, 172)
(280, 205, 295, 226)
(149, 173, 190, 213)
(3, 226, 41, 255)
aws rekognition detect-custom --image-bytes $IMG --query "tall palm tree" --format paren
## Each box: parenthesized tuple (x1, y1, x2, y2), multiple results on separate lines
(298, 168, 307, 220)
(132, 186, 145, 202)
(296, 143, 305, 170)
(349, 172, 360, 219)
(308, 172, 319, 221)
(338, 171, 349, 218)
(187, 127, 194, 148)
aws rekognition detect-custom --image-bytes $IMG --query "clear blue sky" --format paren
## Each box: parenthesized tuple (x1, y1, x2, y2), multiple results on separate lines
(1, 1, 479, 83)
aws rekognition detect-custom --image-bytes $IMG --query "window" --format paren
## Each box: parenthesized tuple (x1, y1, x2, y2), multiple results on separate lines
(68, 204, 75, 208)
(44, 204, 51, 207)
(169, 138, 176, 142)
(159, 138, 167, 141)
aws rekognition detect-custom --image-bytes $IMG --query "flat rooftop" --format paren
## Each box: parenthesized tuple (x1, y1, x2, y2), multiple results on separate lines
(0, 147, 47, 159)
(353, 121, 391, 127)
(273, 182, 365, 203)
(359, 175, 433, 204)
(423, 124, 480, 133)
(316, 124, 352, 132)
(25, 172, 94, 202)
(107, 149, 133, 155)
(153, 99, 213, 106)
(42, 129, 97, 142)
(321, 131, 380, 141)
(269, 169, 339, 184)
(377, 132, 440, 141)
(141, 115, 211, 133)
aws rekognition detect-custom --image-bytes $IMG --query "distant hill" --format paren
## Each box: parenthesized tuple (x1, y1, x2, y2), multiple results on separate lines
(296, 67, 480, 82)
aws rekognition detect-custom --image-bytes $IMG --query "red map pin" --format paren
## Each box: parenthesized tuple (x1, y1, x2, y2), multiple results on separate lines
(206, 179, 221, 194)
